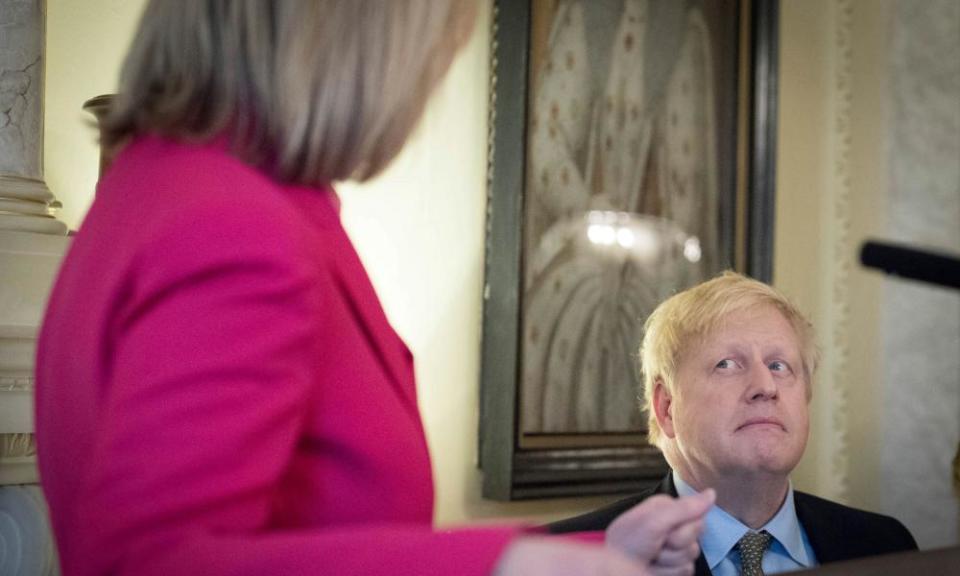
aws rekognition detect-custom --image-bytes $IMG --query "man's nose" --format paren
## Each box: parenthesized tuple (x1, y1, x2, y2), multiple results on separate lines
(746, 365, 779, 401)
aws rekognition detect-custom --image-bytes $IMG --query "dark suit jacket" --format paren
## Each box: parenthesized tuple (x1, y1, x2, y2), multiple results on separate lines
(548, 475, 918, 576)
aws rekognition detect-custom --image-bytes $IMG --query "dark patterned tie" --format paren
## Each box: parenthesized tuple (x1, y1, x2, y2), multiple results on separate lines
(736, 530, 773, 576)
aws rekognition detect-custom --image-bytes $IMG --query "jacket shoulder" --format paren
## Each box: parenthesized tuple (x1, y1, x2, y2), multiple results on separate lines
(546, 483, 663, 534)
(795, 491, 918, 559)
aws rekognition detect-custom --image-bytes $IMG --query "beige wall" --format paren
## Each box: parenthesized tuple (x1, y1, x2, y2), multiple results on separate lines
(777, 0, 959, 548)
(773, 0, 832, 497)
(776, 0, 890, 506)
(44, 0, 147, 227)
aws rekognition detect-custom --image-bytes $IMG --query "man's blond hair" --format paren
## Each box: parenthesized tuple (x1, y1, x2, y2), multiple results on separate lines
(640, 271, 819, 447)
(102, 0, 476, 185)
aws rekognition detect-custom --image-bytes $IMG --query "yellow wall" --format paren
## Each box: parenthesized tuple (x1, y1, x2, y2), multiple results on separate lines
(44, 0, 147, 227)
(775, 0, 857, 499)
(776, 0, 889, 509)
(777, 0, 959, 547)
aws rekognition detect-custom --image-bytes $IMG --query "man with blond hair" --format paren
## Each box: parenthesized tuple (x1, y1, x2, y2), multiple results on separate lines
(549, 272, 917, 575)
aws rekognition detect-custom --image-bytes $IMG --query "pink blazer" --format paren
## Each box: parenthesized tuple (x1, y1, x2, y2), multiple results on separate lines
(36, 137, 517, 575)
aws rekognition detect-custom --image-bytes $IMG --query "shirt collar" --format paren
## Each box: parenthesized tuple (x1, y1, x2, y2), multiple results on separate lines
(672, 471, 815, 570)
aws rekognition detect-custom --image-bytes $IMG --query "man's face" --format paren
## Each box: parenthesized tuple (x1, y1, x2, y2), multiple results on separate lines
(655, 304, 809, 484)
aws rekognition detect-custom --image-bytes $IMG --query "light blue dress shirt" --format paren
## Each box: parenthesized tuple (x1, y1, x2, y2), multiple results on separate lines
(674, 472, 818, 575)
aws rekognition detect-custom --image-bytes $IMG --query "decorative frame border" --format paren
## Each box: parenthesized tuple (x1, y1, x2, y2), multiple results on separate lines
(478, 0, 779, 500)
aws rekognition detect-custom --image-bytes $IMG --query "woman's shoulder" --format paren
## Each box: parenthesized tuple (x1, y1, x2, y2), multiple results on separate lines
(91, 136, 342, 282)
(107, 136, 334, 236)
(111, 136, 289, 202)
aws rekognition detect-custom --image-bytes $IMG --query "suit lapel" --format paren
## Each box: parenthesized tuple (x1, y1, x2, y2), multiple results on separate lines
(332, 234, 418, 412)
(300, 187, 420, 416)
(659, 475, 714, 576)
(794, 492, 843, 564)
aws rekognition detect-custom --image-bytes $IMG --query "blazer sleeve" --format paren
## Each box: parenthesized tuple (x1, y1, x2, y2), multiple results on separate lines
(74, 199, 518, 576)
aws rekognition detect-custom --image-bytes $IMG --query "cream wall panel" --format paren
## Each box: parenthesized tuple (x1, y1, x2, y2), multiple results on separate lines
(776, 0, 834, 498)
(44, 0, 147, 230)
(879, 0, 960, 548)
(778, 0, 959, 549)
(778, 0, 890, 506)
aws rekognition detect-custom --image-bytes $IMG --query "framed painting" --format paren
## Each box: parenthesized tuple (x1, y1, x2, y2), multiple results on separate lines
(479, 0, 778, 500)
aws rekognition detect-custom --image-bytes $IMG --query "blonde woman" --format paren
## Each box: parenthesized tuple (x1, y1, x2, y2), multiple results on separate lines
(36, 2, 711, 575)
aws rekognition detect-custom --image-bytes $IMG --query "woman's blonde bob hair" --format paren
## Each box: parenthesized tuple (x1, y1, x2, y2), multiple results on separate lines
(102, 0, 476, 185)
(640, 271, 820, 448)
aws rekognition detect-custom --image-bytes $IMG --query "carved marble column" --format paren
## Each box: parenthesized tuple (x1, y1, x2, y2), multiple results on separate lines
(0, 0, 44, 179)
(1, 1, 67, 574)
(0, 0, 66, 237)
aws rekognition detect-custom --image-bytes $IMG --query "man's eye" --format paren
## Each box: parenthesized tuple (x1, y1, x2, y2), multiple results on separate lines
(769, 360, 789, 372)
(716, 359, 736, 369)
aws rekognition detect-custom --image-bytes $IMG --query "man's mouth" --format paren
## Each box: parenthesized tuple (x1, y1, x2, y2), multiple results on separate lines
(736, 418, 785, 431)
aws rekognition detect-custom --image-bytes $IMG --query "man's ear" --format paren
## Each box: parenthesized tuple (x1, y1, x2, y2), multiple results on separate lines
(653, 377, 676, 439)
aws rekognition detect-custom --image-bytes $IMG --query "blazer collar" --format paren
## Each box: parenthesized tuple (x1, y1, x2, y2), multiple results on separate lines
(301, 187, 420, 417)
(332, 232, 418, 414)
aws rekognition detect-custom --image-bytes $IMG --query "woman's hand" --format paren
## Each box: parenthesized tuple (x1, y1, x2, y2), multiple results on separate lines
(493, 490, 714, 576)
(606, 489, 715, 576)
